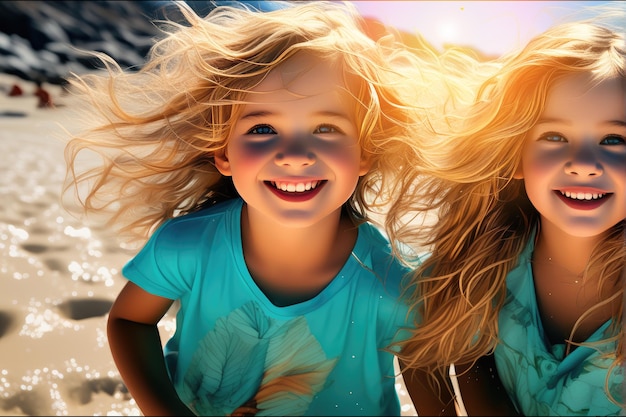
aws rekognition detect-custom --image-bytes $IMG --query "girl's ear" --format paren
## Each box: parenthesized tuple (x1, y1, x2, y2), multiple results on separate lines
(513, 162, 524, 179)
(359, 150, 374, 176)
(214, 148, 232, 176)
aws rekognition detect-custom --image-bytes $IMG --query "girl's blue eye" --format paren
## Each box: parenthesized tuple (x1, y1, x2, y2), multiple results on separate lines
(538, 132, 566, 142)
(315, 124, 342, 134)
(600, 134, 626, 145)
(248, 124, 275, 135)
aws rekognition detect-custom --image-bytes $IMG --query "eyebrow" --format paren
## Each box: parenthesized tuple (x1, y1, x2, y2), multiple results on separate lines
(239, 111, 272, 120)
(239, 110, 353, 120)
(535, 117, 626, 128)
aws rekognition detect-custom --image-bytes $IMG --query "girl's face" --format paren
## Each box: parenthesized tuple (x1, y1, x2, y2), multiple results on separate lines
(215, 52, 371, 227)
(517, 74, 626, 238)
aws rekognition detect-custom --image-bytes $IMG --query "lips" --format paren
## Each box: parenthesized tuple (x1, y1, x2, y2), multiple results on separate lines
(555, 189, 612, 211)
(265, 180, 327, 202)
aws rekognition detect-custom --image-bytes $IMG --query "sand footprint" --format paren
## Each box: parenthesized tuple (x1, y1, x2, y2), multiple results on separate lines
(42, 258, 66, 273)
(0, 370, 131, 416)
(0, 310, 17, 338)
(57, 298, 113, 320)
(19, 243, 49, 254)
(67, 376, 130, 405)
(25, 239, 69, 252)
(0, 387, 52, 416)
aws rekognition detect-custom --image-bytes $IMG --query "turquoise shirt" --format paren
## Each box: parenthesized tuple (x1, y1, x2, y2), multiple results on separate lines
(122, 198, 413, 416)
(495, 234, 624, 416)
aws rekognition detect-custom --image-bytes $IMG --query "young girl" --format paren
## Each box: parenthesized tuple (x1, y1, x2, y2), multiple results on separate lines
(62, 1, 452, 415)
(389, 16, 626, 416)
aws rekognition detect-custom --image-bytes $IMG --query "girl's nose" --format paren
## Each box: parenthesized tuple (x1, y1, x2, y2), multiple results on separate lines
(564, 147, 603, 176)
(275, 152, 316, 167)
(274, 138, 316, 167)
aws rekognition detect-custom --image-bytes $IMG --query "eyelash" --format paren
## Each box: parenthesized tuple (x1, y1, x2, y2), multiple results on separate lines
(247, 124, 275, 135)
(315, 124, 342, 134)
(246, 123, 343, 135)
(601, 135, 626, 145)
(537, 132, 626, 145)
(538, 132, 566, 142)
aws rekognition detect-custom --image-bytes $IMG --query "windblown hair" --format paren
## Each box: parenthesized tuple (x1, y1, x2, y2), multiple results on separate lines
(62, 1, 454, 246)
(388, 17, 626, 404)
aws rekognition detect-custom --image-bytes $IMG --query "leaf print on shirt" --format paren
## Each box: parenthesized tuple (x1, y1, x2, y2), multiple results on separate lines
(180, 301, 337, 416)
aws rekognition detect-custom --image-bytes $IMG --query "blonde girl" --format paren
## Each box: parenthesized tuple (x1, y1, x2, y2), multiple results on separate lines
(389, 14, 626, 417)
(62, 1, 455, 415)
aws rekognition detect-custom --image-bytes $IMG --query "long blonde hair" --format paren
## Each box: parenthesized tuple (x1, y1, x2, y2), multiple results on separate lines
(390, 17, 626, 403)
(62, 1, 454, 246)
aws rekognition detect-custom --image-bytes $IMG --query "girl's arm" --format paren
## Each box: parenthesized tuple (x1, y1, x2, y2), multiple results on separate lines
(401, 356, 520, 416)
(107, 281, 195, 416)
(401, 362, 457, 416)
(453, 356, 520, 416)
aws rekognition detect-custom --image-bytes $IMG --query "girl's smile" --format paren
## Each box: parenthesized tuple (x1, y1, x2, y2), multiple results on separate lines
(265, 179, 327, 202)
(554, 189, 612, 211)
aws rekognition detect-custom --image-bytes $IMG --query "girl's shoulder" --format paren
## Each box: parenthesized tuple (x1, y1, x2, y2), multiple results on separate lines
(150, 198, 243, 249)
(355, 222, 412, 285)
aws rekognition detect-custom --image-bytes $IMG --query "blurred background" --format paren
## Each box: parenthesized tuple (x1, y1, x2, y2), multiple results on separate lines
(0, 1, 616, 87)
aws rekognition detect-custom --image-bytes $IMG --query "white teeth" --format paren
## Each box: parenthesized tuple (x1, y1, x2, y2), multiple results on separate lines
(561, 191, 605, 200)
(272, 181, 320, 193)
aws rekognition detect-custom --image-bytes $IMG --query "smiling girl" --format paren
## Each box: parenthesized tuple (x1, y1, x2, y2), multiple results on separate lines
(389, 16, 626, 416)
(60, 1, 452, 415)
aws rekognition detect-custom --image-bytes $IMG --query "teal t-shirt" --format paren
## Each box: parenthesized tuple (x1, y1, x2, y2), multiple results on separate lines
(495, 234, 624, 416)
(122, 198, 413, 416)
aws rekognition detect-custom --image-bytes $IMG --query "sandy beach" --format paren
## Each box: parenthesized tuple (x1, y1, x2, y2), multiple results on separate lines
(0, 73, 145, 416)
(0, 73, 417, 416)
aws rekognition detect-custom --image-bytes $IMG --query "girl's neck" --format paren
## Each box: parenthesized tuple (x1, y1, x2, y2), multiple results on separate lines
(239, 203, 359, 306)
(532, 218, 617, 349)
(241, 204, 355, 257)
(534, 220, 604, 276)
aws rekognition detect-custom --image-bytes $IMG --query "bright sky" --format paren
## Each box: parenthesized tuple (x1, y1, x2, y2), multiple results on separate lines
(352, 1, 617, 56)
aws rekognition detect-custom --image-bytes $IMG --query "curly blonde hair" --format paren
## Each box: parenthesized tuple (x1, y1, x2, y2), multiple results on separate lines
(62, 0, 461, 246)
(389, 15, 626, 405)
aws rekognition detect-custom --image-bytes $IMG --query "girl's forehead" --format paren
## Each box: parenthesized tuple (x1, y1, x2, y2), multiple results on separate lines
(544, 74, 626, 112)
(251, 52, 348, 97)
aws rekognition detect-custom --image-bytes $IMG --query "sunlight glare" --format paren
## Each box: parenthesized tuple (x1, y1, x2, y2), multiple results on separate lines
(437, 20, 458, 44)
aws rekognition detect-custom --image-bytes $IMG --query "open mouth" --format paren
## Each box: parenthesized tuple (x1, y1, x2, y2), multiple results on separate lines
(555, 190, 612, 210)
(559, 190, 608, 201)
(265, 180, 327, 201)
